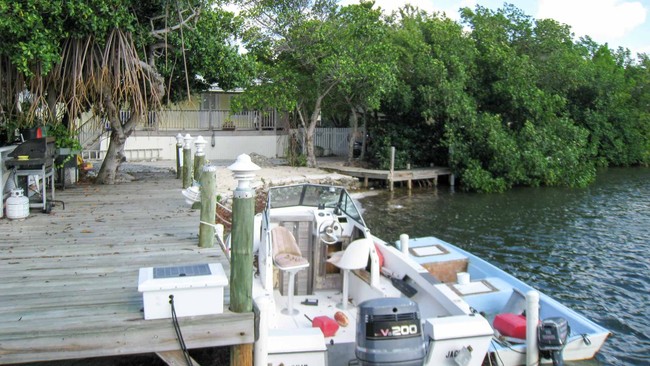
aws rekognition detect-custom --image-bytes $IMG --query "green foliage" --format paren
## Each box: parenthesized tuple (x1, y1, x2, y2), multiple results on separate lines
(160, 6, 255, 103)
(0, 0, 253, 184)
(369, 135, 410, 170)
(2, 0, 648, 190)
(0, 0, 134, 76)
(287, 152, 307, 167)
(238, 0, 396, 166)
(376, 8, 476, 168)
(461, 159, 507, 193)
(373, 2, 648, 192)
(50, 124, 82, 150)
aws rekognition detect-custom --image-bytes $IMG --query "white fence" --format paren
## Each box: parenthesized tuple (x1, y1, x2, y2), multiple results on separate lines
(294, 127, 358, 157)
(78, 123, 356, 161)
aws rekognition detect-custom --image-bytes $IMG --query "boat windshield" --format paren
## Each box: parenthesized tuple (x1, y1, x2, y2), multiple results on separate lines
(268, 184, 365, 224)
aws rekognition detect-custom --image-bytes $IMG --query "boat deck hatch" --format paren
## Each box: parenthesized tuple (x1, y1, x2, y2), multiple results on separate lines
(449, 280, 498, 296)
(409, 244, 449, 257)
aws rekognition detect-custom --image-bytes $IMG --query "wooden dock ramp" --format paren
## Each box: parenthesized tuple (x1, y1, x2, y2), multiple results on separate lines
(0, 171, 253, 365)
(321, 162, 453, 190)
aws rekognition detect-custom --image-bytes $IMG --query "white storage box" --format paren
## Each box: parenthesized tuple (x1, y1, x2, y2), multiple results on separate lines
(138, 263, 228, 320)
(424, 314, 493, 366)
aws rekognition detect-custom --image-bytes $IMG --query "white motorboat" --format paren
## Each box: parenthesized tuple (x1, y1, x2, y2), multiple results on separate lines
(403, 236, 611, 366)
(247, 183, 609, 366)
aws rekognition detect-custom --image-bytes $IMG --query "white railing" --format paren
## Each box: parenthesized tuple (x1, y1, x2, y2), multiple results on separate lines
(76, 109, 280, 153)
(77, 114, 107, 149)
(144, 109, 278, 131)
(81, 150, 105, 161)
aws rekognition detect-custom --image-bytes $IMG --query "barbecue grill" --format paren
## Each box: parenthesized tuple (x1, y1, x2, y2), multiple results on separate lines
(5, 137, 56, 213)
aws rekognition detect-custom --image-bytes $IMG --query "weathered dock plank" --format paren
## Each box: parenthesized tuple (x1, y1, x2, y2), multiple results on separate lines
(0, 172, 253, 365)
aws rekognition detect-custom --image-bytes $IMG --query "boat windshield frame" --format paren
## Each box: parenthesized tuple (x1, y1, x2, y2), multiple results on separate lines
(267, 184, 366, 226)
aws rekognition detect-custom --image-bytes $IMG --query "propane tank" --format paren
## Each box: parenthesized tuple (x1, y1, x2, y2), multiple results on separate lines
(6, 189, 29, 220)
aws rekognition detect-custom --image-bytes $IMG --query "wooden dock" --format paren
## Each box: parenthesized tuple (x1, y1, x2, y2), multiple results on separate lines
(320, 162, 453, 190)
(0, 171, 253, 365)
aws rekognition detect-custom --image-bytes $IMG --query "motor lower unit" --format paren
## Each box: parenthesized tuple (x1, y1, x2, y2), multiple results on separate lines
(538, 317, 570, 366)
(356, 297, 426, 366)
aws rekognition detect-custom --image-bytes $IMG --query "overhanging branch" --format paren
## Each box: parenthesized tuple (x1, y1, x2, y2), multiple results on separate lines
(150, 7, 201, 39)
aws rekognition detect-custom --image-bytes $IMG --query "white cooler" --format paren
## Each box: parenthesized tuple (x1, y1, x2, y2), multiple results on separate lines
(138, 263, 228, 320)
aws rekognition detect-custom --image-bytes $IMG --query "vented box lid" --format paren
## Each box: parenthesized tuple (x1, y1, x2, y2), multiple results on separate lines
(138, 263, 228, 292)
(425, 314, 493, 340)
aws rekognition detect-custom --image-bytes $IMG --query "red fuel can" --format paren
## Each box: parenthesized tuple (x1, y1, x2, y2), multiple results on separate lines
(494, 313, 527, 339)
(311, 315, 339, 337)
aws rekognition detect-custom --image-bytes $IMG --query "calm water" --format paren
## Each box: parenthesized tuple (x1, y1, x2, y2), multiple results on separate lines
(359, 168, 650, 366)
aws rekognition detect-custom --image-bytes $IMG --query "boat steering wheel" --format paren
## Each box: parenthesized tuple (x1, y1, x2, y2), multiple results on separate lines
(318, 219, 342, 244)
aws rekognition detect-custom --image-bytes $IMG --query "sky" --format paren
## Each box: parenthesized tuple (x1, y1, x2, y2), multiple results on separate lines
(339, 0, 650, 57)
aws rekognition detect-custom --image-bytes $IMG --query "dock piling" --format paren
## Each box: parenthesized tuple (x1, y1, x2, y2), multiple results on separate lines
(193, 136, 207, 183)
(192, 136, 207, 210)
(182, 134, 193, 189)
(199, 165, 217, 248)
(175, 134, 183, 179)
(228, 154, 260, 366)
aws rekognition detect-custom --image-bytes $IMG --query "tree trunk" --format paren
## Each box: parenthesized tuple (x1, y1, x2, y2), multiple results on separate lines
(304, 98, 323, 168)
(346, 104, 358, 165)
(305, 121, 317, 168)
(359, 113, 367, 161)
(95, 90, 136, 184)
(96, 128, 127, 184)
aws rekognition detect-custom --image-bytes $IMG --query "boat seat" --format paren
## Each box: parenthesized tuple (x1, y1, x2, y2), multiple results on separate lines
(271, 226, 309, 315)
(327, 238, 374, 309)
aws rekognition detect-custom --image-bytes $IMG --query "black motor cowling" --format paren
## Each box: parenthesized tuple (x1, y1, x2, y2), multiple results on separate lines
(356, 298, 426, 366)
(538, 317, 570, 366)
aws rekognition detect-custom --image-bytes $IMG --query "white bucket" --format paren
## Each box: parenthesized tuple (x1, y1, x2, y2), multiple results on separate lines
(6, 189, 29, 220)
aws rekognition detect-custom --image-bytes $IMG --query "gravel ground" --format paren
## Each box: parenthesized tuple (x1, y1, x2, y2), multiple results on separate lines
(85, 155, 357, 201)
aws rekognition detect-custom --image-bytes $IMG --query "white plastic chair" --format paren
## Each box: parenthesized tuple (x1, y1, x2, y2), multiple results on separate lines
(327, 238, 374, 309)
(271, 226, 309, 315)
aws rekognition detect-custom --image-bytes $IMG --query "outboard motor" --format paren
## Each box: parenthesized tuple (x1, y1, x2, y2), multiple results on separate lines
(537, 317, 570, 366)
(356, 297, 426, 366)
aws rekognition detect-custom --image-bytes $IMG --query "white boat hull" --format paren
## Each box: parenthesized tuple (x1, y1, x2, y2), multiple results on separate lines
(247, 184, 609, 366)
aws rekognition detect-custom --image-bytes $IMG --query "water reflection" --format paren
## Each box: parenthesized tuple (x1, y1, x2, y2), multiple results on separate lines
(359, 168, 650, 366)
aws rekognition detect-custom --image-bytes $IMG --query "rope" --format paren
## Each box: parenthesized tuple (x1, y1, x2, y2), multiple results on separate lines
(215, 201, 232, 225)
(199, 221, 231, 262)
(169, 295, 193, 366)
(215, 212, 232, 226)
(216, 200, 232, 213)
